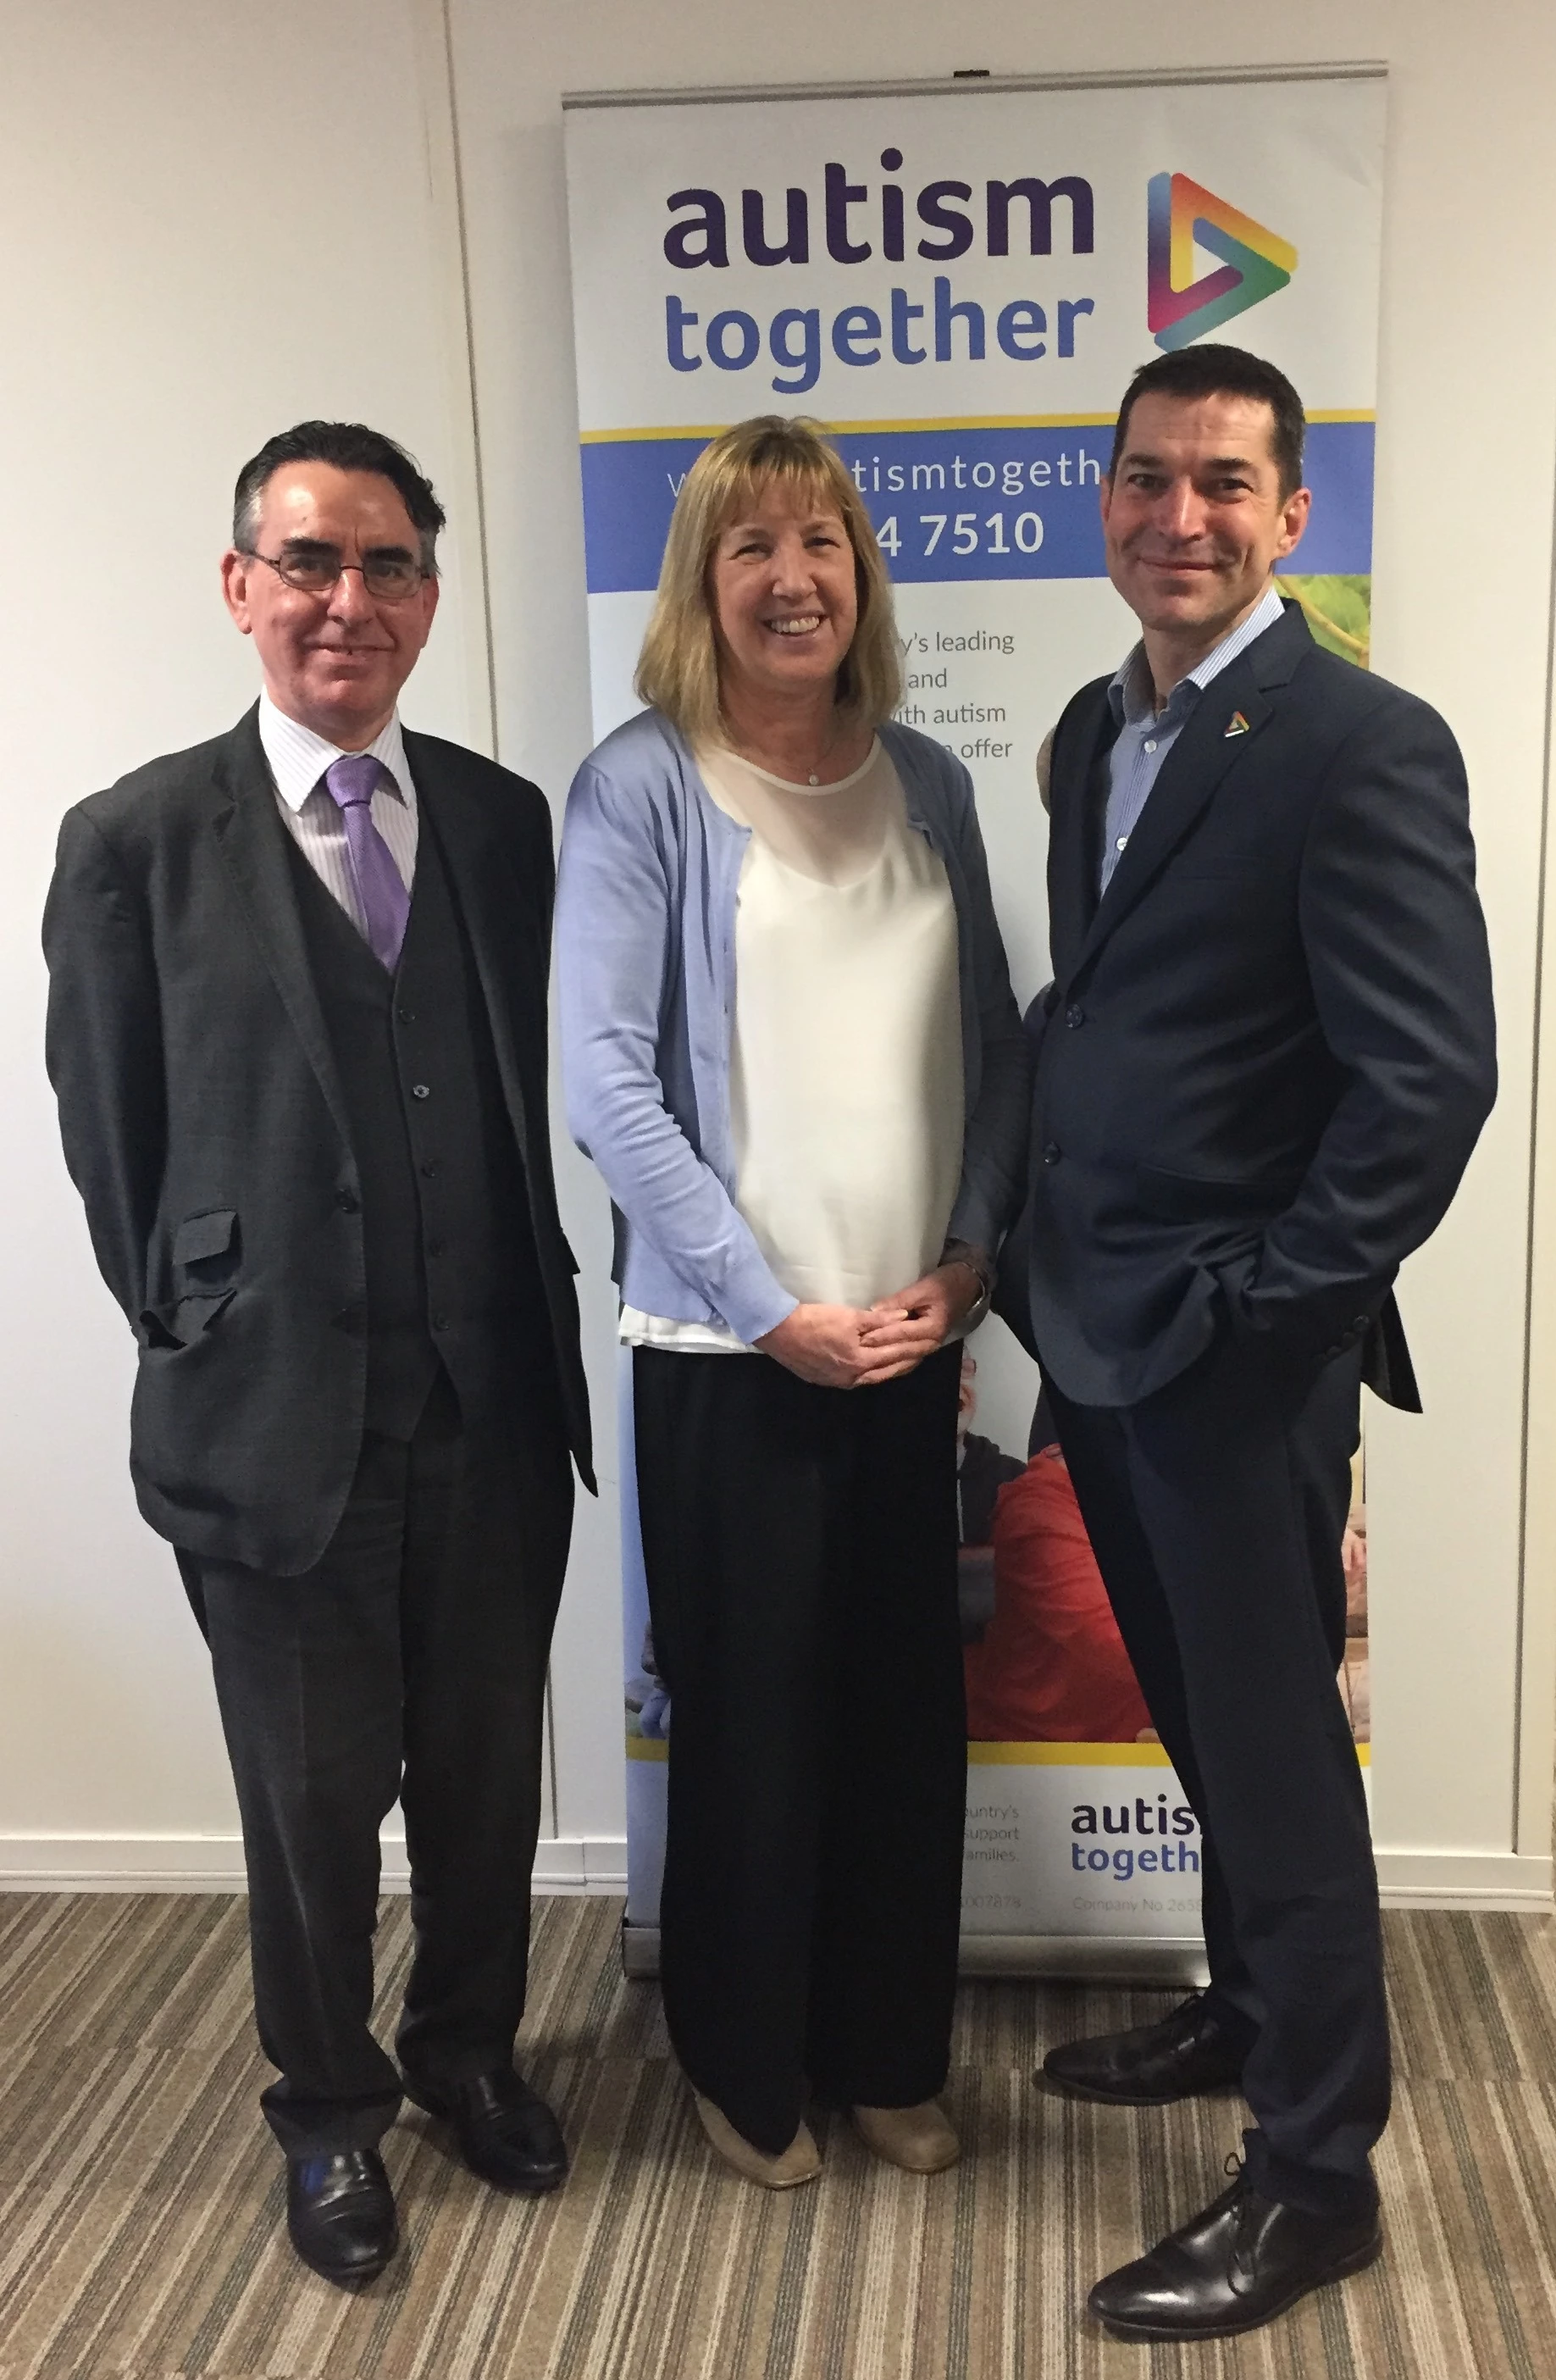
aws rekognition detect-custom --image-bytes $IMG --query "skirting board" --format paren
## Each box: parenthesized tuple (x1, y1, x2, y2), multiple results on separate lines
(0, 1835, 628, 1895)
(0, 1840, 1547, 1911)
(1373, 1849, 1553, 1910)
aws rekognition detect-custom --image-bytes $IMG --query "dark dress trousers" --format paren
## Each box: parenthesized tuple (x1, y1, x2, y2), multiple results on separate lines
(1003, 601, 1496, 2211)
(633, 1341, 967, 2155)
(44, 707, 592, 2154)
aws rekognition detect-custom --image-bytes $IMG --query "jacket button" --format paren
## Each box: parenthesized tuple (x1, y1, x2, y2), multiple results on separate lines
(398, 1007, 416, 1024)
(1351, 1313, 1370, 1332)
(432, 1313, 450, 1332)
(1043, 1141, 1061, 1166)
(412, 1083, 431, 1100)
(427, 1238, 446, 1257)
(421, 1159, 440, 1179)
(335, 1188, 360, 1213)
(1065, 1004, 1085, 1029)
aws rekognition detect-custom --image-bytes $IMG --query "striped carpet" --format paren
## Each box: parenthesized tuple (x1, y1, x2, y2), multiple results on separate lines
(1, 1895, 1553, 2377)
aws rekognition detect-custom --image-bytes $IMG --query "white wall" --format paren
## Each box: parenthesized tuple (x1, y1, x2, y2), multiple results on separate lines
(2, 0, 1552, 1905)
(0, 0, 493, 1876)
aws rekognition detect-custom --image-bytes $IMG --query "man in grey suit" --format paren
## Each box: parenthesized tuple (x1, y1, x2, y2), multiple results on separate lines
(44, 422, 592, 2288)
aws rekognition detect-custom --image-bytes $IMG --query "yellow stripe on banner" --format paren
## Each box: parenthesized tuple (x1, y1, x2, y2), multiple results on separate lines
(968, 1739, 1371, 1768)
(580, 425, 730, 443)
(970, 1741, 1175, 1766)
(631, 1734, 1368, 1766)
(813, 413, 1122, 433)
(579, 413, 1120, 443)
(578, 410, 1374, 444)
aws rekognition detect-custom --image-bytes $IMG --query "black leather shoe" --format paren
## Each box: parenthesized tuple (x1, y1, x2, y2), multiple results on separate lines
(403, 2067, 568, 2194)
(286, 2149, 398, 2288)
(1089, 2171, 1382, 2341)
(1042, 1992, 1248, 2104)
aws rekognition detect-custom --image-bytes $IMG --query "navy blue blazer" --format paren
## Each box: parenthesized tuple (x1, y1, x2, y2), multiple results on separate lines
(999, 600, 1496, 1410)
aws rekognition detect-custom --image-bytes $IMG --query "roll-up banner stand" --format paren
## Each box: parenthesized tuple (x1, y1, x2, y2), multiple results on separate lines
(563, 69, 1384, 1979)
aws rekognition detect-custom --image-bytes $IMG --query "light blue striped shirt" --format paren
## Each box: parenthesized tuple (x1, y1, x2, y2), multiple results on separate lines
(1099, 583, 1286, 893)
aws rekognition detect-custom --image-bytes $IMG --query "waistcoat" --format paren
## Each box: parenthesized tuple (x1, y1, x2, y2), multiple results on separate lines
(286, 813, 557, 1439)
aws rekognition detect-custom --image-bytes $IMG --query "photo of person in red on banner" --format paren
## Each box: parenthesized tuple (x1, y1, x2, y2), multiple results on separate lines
(961, 1373, 1152, 1745)
(958, 1359, 1369, 1750)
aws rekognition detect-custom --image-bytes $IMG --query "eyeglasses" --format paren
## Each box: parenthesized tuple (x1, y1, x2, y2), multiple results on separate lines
(240, 545, 429, 603)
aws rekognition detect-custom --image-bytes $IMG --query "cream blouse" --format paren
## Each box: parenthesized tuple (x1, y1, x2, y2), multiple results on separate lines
(621, 737, 963, 1354)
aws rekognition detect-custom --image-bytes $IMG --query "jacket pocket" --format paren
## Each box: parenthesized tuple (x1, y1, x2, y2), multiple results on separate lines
(1167, 862, 1270, 880)
(139, 1289, 236, 1350)
(1134, 1163, 1304, 1224)
(174, 1208, 239, 1268)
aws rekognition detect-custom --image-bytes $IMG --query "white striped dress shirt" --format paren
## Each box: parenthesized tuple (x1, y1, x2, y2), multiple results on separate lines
(257, 691, 418, 936)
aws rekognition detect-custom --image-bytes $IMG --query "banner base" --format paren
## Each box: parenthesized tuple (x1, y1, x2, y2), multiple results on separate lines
(955, 1934, 1208, 1986)
(621, 1920, 1207, 1989)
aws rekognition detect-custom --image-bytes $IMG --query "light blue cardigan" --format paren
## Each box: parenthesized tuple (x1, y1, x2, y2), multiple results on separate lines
(556, 708, 1031, 1345)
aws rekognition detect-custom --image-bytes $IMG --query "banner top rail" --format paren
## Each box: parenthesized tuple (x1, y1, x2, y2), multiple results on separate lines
(562, 62, 1387, 110)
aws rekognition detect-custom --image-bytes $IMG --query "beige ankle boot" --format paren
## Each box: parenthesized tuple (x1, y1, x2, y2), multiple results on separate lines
(694, 2093, 822, 2188)
(851, 2100, 960, 2172)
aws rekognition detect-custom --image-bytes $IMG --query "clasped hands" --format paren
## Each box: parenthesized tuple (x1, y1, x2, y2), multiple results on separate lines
(754, 1260, 984, 1390)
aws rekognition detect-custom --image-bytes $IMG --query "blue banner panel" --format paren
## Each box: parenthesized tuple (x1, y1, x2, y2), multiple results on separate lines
(579, 419, 1373, 593)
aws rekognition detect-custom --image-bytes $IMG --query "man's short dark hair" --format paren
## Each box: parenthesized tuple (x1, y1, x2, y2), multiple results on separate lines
(1108, 346, 1306, 498)
(233, 421, 446, 571)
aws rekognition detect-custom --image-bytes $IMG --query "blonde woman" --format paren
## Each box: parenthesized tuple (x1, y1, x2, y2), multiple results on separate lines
(557, 417, 1028, 2188)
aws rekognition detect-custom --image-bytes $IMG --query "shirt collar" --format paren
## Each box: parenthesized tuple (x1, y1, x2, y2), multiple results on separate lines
(257, 691, 414, 815)
(1107, 583, 1287, 728)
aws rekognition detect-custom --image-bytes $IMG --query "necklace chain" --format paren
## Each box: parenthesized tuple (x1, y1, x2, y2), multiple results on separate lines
(731, 713, 848, 786)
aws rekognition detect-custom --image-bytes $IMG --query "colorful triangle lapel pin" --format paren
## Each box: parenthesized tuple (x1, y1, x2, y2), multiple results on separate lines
(1224, 710, 1251, 738)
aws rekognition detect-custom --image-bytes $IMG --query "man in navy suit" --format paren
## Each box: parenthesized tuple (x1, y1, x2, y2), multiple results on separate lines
(1011, 347, 1495, 2340)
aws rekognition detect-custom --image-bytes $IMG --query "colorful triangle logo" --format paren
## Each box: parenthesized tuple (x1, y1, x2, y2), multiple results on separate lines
(1147, 173, 1297, 352)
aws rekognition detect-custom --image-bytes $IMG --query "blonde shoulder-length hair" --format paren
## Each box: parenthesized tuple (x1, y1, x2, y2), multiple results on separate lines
(635, 415, 903, 748)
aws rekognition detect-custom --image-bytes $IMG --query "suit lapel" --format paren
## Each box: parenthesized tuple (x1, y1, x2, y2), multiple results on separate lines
(1046, 684, 1115, 983)
(1061, 603, 1311, 986)
(1066, 676, 1272, 979)
(211, 707, 353, 1146)
(407, 736, 534, 1163)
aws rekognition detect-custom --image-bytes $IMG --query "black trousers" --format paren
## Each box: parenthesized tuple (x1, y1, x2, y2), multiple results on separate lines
(633, 1344, 967, 2155)
(1044, 1330, 1387, 2216)
(184, 1373, 573, 2157)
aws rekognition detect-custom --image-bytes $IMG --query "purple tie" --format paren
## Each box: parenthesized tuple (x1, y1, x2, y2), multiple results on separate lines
(324, 753, 411, 972)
